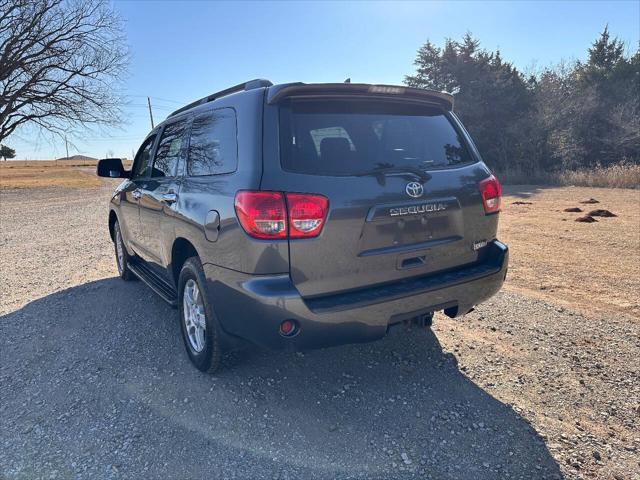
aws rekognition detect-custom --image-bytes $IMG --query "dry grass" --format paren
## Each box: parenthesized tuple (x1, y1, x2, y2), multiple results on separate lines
(0, 166, 101, 189)
(500, 185, 640, 318)
(0, 161, 132, 189)
(497, 163, 640, 189)
(0, 159, 98, 168)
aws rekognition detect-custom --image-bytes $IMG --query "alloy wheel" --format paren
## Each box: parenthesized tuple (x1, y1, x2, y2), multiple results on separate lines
(183, 279, 206, 352)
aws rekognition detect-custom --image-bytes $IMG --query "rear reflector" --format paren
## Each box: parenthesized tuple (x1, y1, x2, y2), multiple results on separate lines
(234, 191, 329, 239)
(479, 175, 502, 214)
(279, 319, 298, 336)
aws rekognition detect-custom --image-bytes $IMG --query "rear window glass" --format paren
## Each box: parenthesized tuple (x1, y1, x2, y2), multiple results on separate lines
(279, 101, 474, 175)
(187, 108, 237, 176)
(309, 127, 355, 154)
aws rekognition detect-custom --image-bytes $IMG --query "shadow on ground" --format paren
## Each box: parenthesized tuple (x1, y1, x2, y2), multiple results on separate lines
(0, 278, 563, 480)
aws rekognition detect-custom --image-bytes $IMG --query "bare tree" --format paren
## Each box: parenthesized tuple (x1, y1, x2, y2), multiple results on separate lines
(0, 0, 128, 143)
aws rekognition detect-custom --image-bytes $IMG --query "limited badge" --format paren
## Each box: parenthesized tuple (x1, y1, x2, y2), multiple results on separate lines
(473, 240, 488, 251)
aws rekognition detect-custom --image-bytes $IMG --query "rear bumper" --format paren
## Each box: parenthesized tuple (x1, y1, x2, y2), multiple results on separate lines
(204, 240, 508, 350)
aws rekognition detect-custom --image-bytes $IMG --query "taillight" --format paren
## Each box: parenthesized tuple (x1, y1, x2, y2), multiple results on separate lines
(286, 193, 329, 238)
(234, 191, 329, 239)
(234, 191, 287, 239)
(479, 175, 502, 214)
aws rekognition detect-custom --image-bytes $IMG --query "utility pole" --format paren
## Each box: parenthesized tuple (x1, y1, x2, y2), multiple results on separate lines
(62, 135, 69, 166)
(147, 97, 155, 129)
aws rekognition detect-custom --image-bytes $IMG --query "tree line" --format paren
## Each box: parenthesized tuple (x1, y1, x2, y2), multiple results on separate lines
(405, 28, 640, 174)
(1, 0, 637, 175)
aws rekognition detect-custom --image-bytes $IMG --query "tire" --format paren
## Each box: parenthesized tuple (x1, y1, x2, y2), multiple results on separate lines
(113, 220, 135, 281)
(178, 257, 222, 373)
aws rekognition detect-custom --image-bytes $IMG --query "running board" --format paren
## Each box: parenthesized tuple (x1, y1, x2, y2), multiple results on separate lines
(127, 259, 178, 307)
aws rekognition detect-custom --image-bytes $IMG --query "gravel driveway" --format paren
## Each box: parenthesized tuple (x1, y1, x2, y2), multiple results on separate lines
(1, 184, 638, 480)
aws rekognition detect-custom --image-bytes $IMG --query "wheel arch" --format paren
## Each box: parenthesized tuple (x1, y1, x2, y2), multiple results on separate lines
(171, 237, 199, 287)
(108, 210, 118, 241)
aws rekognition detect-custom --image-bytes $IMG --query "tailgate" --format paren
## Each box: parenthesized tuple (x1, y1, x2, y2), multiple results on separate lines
(261, 97, 499, 298)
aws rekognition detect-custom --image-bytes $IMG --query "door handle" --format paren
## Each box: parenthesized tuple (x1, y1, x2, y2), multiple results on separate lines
(132, 189, 141, 200)
(162, 192, 178, 204)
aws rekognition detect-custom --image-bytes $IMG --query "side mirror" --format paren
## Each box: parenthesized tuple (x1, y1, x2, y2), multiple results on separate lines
(97, 158, 129, 178)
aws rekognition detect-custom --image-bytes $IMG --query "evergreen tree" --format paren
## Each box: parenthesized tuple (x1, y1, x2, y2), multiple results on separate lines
(405, 29, 640, 173)
(0, 144, 15, 161)
(405, 33, 533, 171)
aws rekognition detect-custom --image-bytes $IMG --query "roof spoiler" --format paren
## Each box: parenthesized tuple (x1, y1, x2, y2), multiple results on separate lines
(168, 79, 273, 118)
(267, 83, 454, 111)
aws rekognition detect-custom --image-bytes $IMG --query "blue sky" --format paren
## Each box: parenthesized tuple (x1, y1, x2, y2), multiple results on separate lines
(12, 0, 640, 160)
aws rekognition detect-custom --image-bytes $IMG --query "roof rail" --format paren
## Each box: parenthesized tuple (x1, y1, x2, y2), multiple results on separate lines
(167, 79, 273, 118)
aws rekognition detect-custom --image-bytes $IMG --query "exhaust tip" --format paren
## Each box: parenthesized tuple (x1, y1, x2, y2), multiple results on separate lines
(444, 306, 458, 318)
(444, 306, 475, 318)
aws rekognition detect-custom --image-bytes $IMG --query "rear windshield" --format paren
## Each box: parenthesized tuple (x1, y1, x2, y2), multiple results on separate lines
(279, 100, 475, 176)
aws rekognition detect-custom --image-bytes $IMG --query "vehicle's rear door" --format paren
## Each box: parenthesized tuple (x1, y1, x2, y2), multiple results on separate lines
(137, 117, 189, 278)
(262, 98, 495, 298)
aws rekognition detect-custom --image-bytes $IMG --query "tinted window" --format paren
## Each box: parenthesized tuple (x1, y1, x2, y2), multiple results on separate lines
(309, 126, 355, 154)
(187, 109, 237, 176)
(131, 135, 156, 179)
(279, 101, 474, 175)
(152, 120, 188, 177)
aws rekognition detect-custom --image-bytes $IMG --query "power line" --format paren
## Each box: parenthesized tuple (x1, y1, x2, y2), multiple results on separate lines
(76, 138, 141, 142)
(127, 103, 173, 110)
(125, 94, 184, 105)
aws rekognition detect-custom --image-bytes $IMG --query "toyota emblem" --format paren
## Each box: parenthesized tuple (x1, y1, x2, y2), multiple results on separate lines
(405, 182, 424, 198)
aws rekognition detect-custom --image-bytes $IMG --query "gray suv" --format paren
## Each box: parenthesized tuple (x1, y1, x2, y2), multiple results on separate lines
(97, 79, 508, 372)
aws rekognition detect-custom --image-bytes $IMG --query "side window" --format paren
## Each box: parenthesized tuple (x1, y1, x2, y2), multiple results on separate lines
(131, 135, 156, 179)
(187, 108, 237, 176)
(151, 120, 188, 178)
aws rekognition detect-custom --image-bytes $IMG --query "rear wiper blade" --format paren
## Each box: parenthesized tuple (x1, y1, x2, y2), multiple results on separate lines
(355, 166, 432, 184)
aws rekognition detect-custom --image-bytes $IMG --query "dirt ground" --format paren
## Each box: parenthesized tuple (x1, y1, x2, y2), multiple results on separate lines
(0, 173, 639, 479)
(500, 185, 640, 319)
